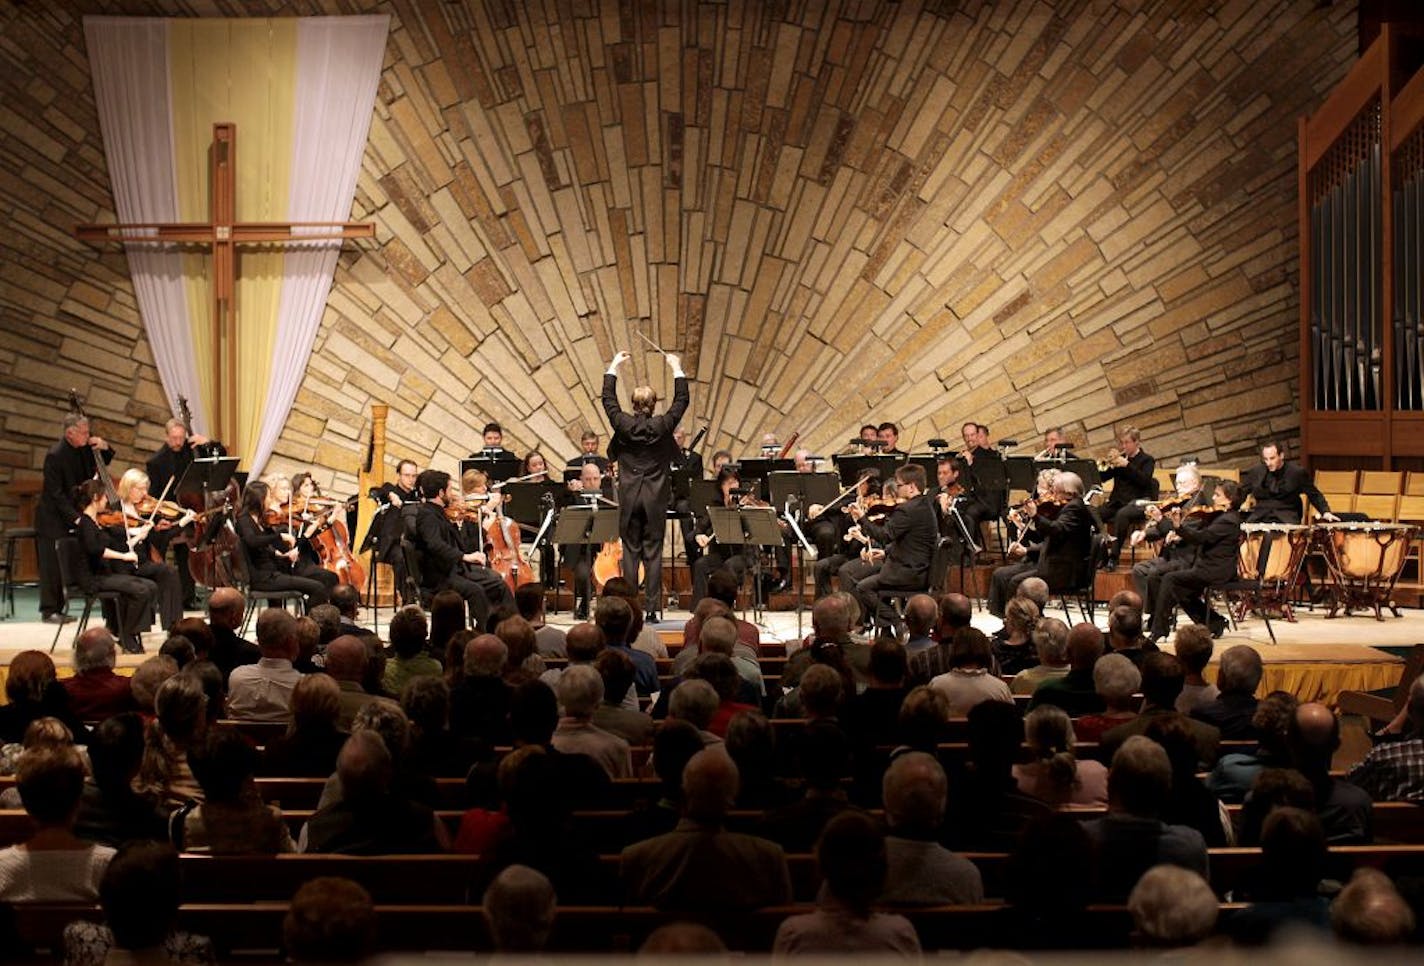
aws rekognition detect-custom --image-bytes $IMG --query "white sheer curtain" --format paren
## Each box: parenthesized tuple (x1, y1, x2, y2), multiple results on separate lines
(84, 17, 210, 433)
(247, 15, 388, 477)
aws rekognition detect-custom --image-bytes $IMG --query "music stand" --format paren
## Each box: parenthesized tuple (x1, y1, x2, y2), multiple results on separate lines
(1004, 456, 1037, 493)
(689, 479, 720, 520)
(1063, 458, 1102, 488)
(461, 456, 522, 484)
(767, 471, 839, 511)
(177, 457, 238, 503)
(832, 455, 901, 487)
(708, 506, 784, 621)
(904, 454, 938, 482)
(736, 458, 793, 499)
(501, 482, 566, 527)
(551, 505, 620, 613)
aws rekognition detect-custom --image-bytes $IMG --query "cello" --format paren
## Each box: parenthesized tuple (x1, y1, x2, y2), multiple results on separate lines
(485, 495, 534, 593)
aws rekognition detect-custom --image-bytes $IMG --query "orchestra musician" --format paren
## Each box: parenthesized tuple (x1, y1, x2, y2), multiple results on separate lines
(411, 469, 513, 627)
(1034, 427, 1074, 460)
(234, 481, 336, 608)
(567, 430, 609, 472)
(37, 411, 113, 624)
(369, 458, 419, 602)
(671, 427, 705, 565)
(602, 349, 689, 624)
(857, 425, 880, 453)
(113, 469, 186, 632)
(710, 449, 734, 475)
(956, 421, 1005, 542)
(837, 464, 939, 630)
(564, 462, 615, 619)
(74, 479, 159, 653)
(811, 470, 879, 599)
(1240, 441, 1339, 524)
(146, 418, 226, 609)
(876, 422, 907, 456)
(522, 451, 549, 481)
(691, 466, 751, 606)
(468, 422, 516, 460)
(1144, 481, 1245, 641)
(987, 471, 1096, 617)
(1099, 426, 1157, 571)
(1129, 463, 1211, 608)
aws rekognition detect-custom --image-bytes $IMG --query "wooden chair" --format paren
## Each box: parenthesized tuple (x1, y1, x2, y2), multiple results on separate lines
(1337, 643, 1424, 729)
(1315, 469, 1358, 492)
(1353, 493, 1400, 521)
(1359, 470, 1405, 495)
(1406, 471, 1424, 497)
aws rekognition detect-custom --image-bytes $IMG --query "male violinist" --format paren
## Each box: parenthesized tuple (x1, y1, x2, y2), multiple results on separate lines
(1144, 481, 1245, 641)
(411, 469, 513, 629)
(836, 464, 938, 630)
(1241, 442, 1338, 524)
(1100, 426, 1157, 571)
(146, 418, 226, 609)
(1130, 463, 1211, 619)
(37, 412, 114, 625)
(567, 430, 609, 472)
(987, 471, 1096, 616)
(602, 349, 689, 623)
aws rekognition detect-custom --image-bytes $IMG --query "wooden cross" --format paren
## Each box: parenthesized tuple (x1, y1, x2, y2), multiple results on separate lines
(75, 122, 375, 448)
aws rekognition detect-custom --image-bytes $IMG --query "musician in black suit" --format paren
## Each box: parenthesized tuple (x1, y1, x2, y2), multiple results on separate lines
(563, 461, 615, 619)
(1100, 426, 1157, 570)
(671, 427, 704, 565)
(1240, 442, 1338, 524)
(602, 350, 690, 623)
(690, 466, 753, 606)
(410, 469, 512, 629)
(567, 429, 610, 472)
(1145, 481, 1245, 641)
(1130, 463, 1212, 612)
(876, 422, 907, 457)
(957, 421, 1004, 543)
(988, 472, 1096, 616)
(837, 464, 938, 630)
(37, 412, 114, 624)
(467, 422, 516, 461)
(366, 459, 420, 602)
(146, 418, 226, 608)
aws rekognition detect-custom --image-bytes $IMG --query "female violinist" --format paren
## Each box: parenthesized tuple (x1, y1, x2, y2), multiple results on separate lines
(113, 469, 186, 631)
(74, 479, 160, 653)
(690, 466, 751, 606)
(235, 480, 335, 607)
(288, 473, 365, 589)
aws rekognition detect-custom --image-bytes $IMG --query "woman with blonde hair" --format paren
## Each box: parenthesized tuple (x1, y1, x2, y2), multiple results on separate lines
(1012, 704, 1108, 807)
(112, 468, 185, 633)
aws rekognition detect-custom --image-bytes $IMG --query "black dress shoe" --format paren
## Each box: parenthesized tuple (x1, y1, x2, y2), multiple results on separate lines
(1208, 613, 1229, 638)
(41, 613, 73, 625)
(645, 610, 660, 625)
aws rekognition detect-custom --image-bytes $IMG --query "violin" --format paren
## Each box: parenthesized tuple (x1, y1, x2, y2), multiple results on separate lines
(133, 495, 190, 523)
(1184, 505, 1226, 524)
(95, 509, 147, 529)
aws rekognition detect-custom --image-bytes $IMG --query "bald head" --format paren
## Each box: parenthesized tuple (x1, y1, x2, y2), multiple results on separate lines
(324, 635, 368, 682)
(904, 594, 937, 637)
(1293, 702, 1339, 756)
(1067, 622, 1105, 670)
(811, 595, 852, 640)
(937, 593, 972, 631)
(465, 634, 508, 678)
(207, 587, 244, 629)
(682, 749, 739, 822)
(74, 627, 117, 673)
(564, 622, 605, 662)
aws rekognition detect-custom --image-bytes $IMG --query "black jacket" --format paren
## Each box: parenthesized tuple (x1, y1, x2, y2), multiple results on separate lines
(1031, 497, 1096, 591)
(1103, 450, 1157, 505)
(602, 373, 690, 505)
(859, 493, 938, 585)
(412, 502, 466, 590)
(1241, 462, 1329, 523)
(1164, 509, 1242, 583)
(39, 440, 111, 537)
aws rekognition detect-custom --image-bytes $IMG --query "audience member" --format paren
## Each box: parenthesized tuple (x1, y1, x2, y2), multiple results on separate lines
(282, 877, 376, 963)
(1083, 736, 1208, 901)
(450, 634, 514, 745)
(901, 594, 937, 655)
(495, 615, 542, 685)
(1100, 652, 1220, 767)
(227, 609, 302, 722)
(668, 679, 722, 746)
(879, 752, 983, 904)
(638, 922, 727, 954)
(620, 750, 792, 912)
(263, 674, 349, 778)
(1190, 644, 1262, 740)
(1013, 705, 1107, 807)
(893, 686, 949, 754)
(553, 665, 632, 779)
(680, 569, 762, 656)
(1127, 864, 1219, 948)
(135, 673, 207, 808)
(1009, 617, 1070, 695)
(1002, 815, 1099, 948)
(762, 720, 857, 852)
(302, 731, 447, 854)
(602, 576, 667, 659)
(1144, 715, 1230, 846)
(182, 726, 294, 853)
(1073, 653, 1141, 743)
(484, 864, 557, 952)
(292, 616, 322, 674)
(1348, 673, 1424, 803)
(906, 593, 972, 685)
(429, 590, 468, 671)
(724, 710, 794, 810)
(596, 596, 658, 694)
(945, 701, 1051, 851)
(402, 675, 482, 778)
(0, 746, 114, 901)
(624, 720, 705, 842)
(383, 606, 442, 695)
(993, 596, 1039, 675)
(1332, 867, 1417, 945)
(516, 582, 566, 657)
(130, 654, 179, 718)
(1105, 604, 1157, 667)
(64, 628, 136, 719)
(847, 636, 911, 749)
(1238, 767, 1316, 846)
(1289, 702, 1372, 843)
(773, 811, 921, 954)
(1028, 622, 1105, 715)
(206, 588, 258, 678)
(169, 617, 216, 664)
(74, 714, 166, 847)
(693, 653, 757, 736)
(1226, 806, 1331, 944)
(158, 634, 196, 670)
(1207, 690, 1298, 803)
(63, 842, 213, 966)
(928, 628, 1011, 716)
(700, 615, 765, 698)
(591, 649, 655, 745)
(1173, 623, 1218, 713)
(329, 584, 369, 638)
(0, 650, 87, 745)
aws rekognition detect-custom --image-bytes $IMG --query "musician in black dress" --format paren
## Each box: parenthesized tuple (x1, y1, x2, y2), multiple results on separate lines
(234, 481, 335, 608)
(602, 349, 689, 623)
(1240, 442, 1338, 524)
(113, 469, 186, 632)
(411, 470, 513, 629)
(690, 466, 753, 606)
(987, 472, 1096, 616)
(37, 412, 113, 624)
(837, 464, 939, 630)
(1145, 482, 1245, 641)
(146, 418, 225, 608)
(74, 480, 158, 653)
(1100, 426, 1157, 570)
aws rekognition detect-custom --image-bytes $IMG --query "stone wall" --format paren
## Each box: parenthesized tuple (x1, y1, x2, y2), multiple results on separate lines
(0, 0, 1358, 525)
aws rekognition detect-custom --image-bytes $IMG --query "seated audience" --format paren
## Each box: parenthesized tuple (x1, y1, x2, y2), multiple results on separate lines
(402, 675, 482, 778)
(879, 751, 983, 904)
(1226, 806, 1332, 944)
(1028, 622, 1106, 716)
(292, 616, 322, 674)
(762, 720, 856, 851)
(694, 653, 757, 736)
(1289, 702, 1372, 843)
(484, 864, 558, 953)
(450, 634, 513, 745)
(1332, 867, 1417, 945)
(623, 720, 706, 843)
(262, 673, 349, 778)
(848, 636, 911, 749)
(135, 673, 208, 808)
(906, 594, 972, 686)
(1002, 815, 1100, 948)
(283, 877, 376, 964)
(591, 649, 655, 745)
(1190, 643, 1262, 740)
(1013, 705, 1108, 807)
(302, 731, 447, 854)
(158, 634, 197, 670)
(1084, 736, 1208, 901)
(1127, 864, 1219, 949)
(620, 750, 792, 912)
(64, 628, 137, 720)
(324, 635, 400, 729)
(181, 726, 294, 853)
(516, 582, 566, 657)
(1145, 715, 1231, 846)
(205, 587, 259, 678)
(667, 679, 723, 746)
(495, 615, 543, 685)
(0, 746, 114, 901)
(901, 594, 937, 656)
(75, 713, 167, 847)
(1009, 617, 1070, 696)
(773, 811, 921, 955)
(944, 700, 1051, 852)
(928, 628, 1011, 716)
(0, 650, 87, 745)
(1073, 653, 1141, 743)
(1207, 690, 1298, 804)
(639, 922, 727, 954)
(553, 664, 633, 779)
(1105, 604, 1156, 668)
(130, 655, 179, 719)
(1101, 652, 1220, 767)
(382, 606, 442, 695)
(892, 686, 950, 754)
(1348, 673, 1424, 803)
(992, 596, 1039, 675)
(227, 609, 303, 722)
(725, 711, 794, 810)
(1173, 623, 1218, 714)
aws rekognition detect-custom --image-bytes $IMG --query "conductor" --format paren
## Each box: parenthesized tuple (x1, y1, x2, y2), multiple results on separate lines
(602, 349, 689, 624)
